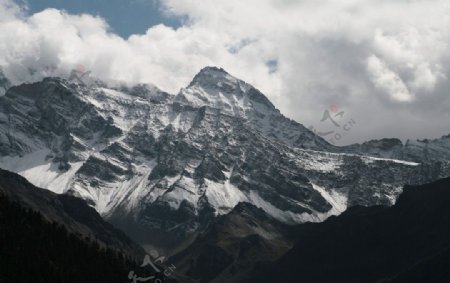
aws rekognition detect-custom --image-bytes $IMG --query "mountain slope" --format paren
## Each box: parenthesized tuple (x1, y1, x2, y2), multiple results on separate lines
(170, 202, 293, 283)
(0, 67, 448, 253)
(0, 169, 168, 283)
(0, 168, 144, 259)
(0, 195, 138, 283)
(248, 177, 450, 283)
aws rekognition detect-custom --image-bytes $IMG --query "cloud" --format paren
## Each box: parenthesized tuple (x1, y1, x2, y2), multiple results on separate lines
(367, 54, 413, 102)
(1, 0, 450, 144)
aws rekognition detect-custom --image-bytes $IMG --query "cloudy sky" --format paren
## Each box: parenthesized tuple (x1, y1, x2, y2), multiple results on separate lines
(1, 0, 449, 145)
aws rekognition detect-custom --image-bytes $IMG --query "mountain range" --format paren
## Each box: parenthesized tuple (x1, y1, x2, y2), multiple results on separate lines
(0, 66, 449, 256)
(0, 67, 450, 283)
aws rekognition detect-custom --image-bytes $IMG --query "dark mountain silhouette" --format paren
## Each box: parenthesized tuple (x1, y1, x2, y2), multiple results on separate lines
(0, 168, 173, 282)
(247, 177, 450, 283)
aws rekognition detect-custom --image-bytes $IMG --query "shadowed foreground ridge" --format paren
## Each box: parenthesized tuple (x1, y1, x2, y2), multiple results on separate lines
(0, 168, 169, 283)
(0, 194, 135, 282)
(248, 177, 450, 283)
(0, 168, 144, 258)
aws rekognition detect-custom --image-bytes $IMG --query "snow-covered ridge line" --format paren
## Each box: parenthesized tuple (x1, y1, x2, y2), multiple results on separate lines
(293, 147, 420, 166)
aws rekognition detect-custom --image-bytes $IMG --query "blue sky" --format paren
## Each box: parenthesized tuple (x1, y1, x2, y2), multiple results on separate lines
(24, 0, 181, 38)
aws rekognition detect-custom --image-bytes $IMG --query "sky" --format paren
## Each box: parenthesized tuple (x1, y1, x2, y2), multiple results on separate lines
(24, 0, 182, 37)
(1, 0, 449, 145)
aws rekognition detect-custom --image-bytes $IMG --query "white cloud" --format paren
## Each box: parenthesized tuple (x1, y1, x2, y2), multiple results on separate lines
(1, 0, 450, 144)
(367, 54, 413, 102)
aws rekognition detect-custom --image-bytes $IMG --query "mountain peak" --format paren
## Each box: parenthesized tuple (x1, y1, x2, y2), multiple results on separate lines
(188, 66, 236, 88)
(179, 66, 278, 116)
(199, 66, 228, 74)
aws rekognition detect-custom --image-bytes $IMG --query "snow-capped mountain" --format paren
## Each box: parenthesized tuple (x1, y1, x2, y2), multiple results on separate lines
(0, 66, 449, 252)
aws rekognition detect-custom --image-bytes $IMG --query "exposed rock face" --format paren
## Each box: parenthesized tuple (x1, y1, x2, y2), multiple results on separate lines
(0, 66, 448, 252)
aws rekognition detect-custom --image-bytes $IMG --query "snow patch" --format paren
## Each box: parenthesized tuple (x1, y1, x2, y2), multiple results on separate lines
(0, 149, 84, 194)
(204, 178, 248, 215)
(159, 176, 199, 210)
(311, 183, 348, 215)
(246, 190, 320, 224)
